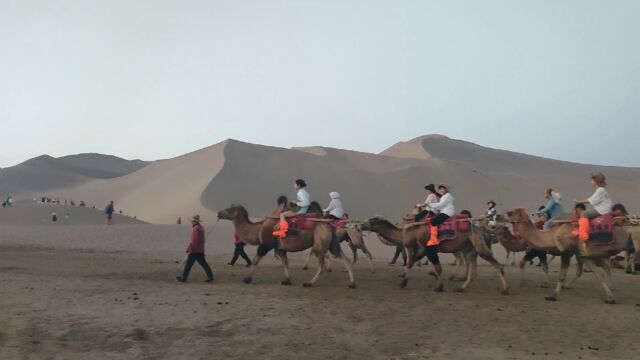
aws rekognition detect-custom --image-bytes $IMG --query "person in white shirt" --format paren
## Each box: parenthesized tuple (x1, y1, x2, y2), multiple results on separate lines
(486, 200, 497, 225)
(422, 184, 456, 263)
(573, 173, 613, 242)
(275, 179, 312, 238)
(323, 192, 345, 219)
(415, 184, 440, 221)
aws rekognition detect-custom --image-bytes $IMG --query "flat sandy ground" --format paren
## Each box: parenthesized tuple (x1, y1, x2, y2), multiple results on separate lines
(1, 223, 639, 360)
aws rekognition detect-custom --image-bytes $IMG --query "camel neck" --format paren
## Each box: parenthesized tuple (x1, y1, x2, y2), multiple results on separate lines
(375, 224, 404, 245)
(514, 222, 556, 251)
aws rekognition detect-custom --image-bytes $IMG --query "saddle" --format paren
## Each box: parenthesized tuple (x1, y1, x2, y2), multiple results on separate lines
(433, 214, 471, 242)
(275, 212, 321, 237)
(329, 214, 350, 230)
(574, 214, 615, 245)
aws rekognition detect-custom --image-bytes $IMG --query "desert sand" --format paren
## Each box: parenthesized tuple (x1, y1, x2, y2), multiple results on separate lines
(2, 135, 640, 359)
(1, 217, 639, 359)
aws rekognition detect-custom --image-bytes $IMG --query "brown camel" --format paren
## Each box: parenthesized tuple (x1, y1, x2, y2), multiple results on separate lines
(361, 216, 508, 294)
(218, 204, 356, 288)
(302, 225, 375, 274)
(503, 208, 628, 304)
(476, 218, 551, 287)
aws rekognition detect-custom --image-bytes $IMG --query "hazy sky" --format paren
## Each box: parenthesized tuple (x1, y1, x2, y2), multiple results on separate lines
(2, 0, 639, 167)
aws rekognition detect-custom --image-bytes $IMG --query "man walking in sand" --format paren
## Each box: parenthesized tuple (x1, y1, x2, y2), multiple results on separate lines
(176, 215, 214, 283)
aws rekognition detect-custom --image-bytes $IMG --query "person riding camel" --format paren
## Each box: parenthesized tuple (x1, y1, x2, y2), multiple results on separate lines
(415, 184, 440, 221)
(274, 179, 311, 238)
(323, 192, 345, 220)
(573, 173, 613, 241)
(486, 200, 497, 225)
(539, 188, 564, 229)
(425, 184, 456, 247)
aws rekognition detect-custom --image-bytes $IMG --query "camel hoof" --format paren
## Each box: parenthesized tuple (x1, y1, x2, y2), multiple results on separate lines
(434, 286, 444, 293)
(501, 289, 509, 296)
(326, 268, 333, 273)
(302, 266, 308, 271)
(545, 296, 557, 302)
(302, 283, 312, 288)
(348, 283, 357, 289)
(454, 287, 464, 293)
(605, 299, 617, 305)
(400, 279, 408, 288)
(242, 277, 252, 284)
(281, 280, 292, 286)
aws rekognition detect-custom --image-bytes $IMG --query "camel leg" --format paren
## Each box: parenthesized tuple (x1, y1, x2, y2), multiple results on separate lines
(539, 253, 550, 288)
(546, 254, 571, 301)
(325, 253, 333, 272)
(358, 243, 375, 274)
(455, 250, 477, 292)
(303, 253, 326, 287)
(565, 256, 583, 289)
(478, 250, 508, 295)
(470, 235, 508, 294)
(583, 259, 616, 304)
(628, 236, 639, 275)
(243, 244, 273, 284)
(276, 250, 292, 286)
(350, 244, 358, 264)
(400, 245, 418, 288)
(302, 249, 312, 271)
(518, 256, 527, 286)
(597, 258, 614, 290)
(337, 251, 357, 288)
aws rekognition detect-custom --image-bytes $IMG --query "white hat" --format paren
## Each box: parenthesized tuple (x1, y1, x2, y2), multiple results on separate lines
(330, 192, 341, 199)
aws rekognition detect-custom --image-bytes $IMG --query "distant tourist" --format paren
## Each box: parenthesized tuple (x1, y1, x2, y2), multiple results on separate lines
(105, 201, 115, 225)
(176, 215, 214, 283)
(177, 217, 182, 225)
(65, 213, 71, 224)
(228, 232, 252, 267)
(51, 212, 58, 222)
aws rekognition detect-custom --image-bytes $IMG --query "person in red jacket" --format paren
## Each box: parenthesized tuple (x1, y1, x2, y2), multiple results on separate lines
(176, 215, 214, 283)
(228, 232, 252, 267)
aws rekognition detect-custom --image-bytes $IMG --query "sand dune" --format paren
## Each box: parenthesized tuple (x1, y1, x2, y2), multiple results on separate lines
(15, 135, 640, 224)
(49, 142, 228, 223)
(0, 153, 149, 196)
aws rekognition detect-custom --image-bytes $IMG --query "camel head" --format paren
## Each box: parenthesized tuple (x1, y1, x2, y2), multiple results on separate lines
(504, 208, 530, 224)
(361, 216, 395, 232)
(217, 204, 249, 221)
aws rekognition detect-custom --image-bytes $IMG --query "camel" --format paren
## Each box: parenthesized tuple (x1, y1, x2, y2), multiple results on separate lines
(503, 208, 629, 304)
(475, 218, 551, 287)
(616, 217, 640, 275)
(218, 204, 356, 288)
(361, 216, 508, 294)
(302, 224, 375, 274)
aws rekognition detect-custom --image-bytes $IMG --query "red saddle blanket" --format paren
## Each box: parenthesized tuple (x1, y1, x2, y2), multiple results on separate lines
(427, 214, 471, 241)
(573, 213, 615, 244)
(329, 215, 350, 230)
(287, 212, 322, 234)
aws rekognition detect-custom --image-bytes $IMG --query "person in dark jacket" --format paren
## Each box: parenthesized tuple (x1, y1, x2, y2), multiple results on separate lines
(228, 232, 252, 267)
(105, 201, 115, 225)
(177, 215, 214, 283)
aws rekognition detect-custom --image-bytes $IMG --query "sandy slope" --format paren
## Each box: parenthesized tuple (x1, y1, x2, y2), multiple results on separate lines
(51, 141, 228, 223)
(0, 203, 145, 226)
(0, 223, 639, 359)
(27, 135, 640, 224)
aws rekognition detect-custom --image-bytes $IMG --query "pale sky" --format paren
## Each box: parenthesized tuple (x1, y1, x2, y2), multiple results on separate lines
(2, 0, 639, 167)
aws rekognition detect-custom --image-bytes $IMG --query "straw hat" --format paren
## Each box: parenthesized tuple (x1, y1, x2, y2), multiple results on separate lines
(189, 214, 202, 223)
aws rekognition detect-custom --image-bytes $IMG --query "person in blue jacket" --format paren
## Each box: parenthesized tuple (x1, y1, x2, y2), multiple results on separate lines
(538, 188, 564, 229)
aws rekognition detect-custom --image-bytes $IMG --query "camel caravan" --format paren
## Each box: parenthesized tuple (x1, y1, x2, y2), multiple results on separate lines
(216, 174, 639, 304)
